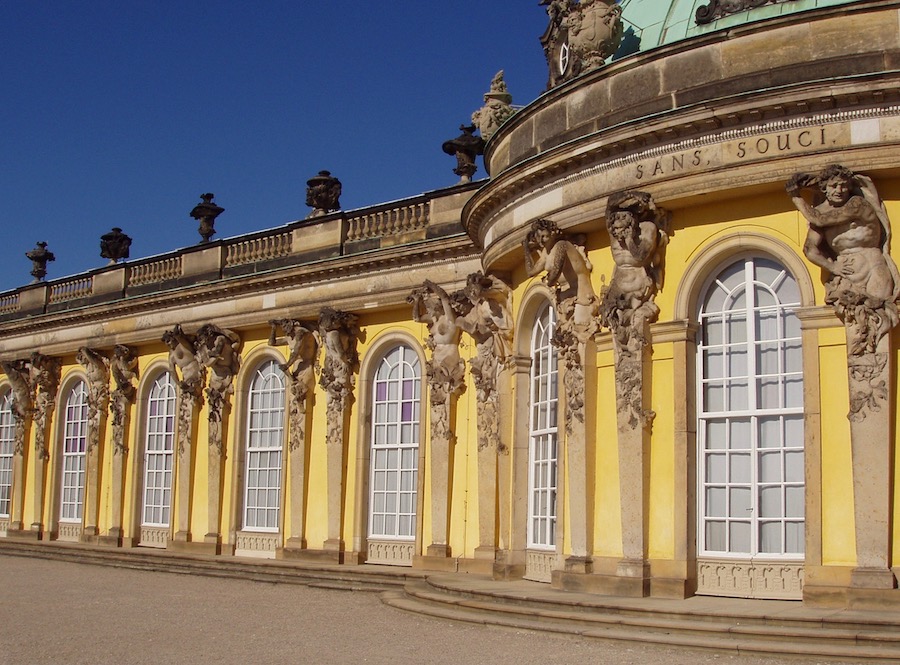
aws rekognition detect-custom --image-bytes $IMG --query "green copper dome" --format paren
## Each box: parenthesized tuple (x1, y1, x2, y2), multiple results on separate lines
(615, 0, 864, 56)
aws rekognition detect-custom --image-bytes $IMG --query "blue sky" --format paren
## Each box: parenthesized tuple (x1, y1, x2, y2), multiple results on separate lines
(0, 2, 549, 291)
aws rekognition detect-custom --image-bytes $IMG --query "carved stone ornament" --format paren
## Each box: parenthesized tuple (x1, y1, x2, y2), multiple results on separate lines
(306, 170, 342, 218)
(162, 325, 205, 455)
(787, 165, 900, 421)
(696, 0, 799, 25)
(600, 190, 670, 430)
(442, 125, 485, 185)
(457, 272, 514, 452)
(318, 307, 360, 446)
(109, 345, 137, 455)
(76, 347, 110, 455)
(100, 227, 132, 264)
(540, 0, 623, 89)
(0, 359, 33, 456)
(25, 241, 55, 283)
(190, 193, 225, 244)
(196, 323, 242, 454)
(27, 352, 61, 461)
(471, 71, 515, 142)
(269, 319, 319, 452)
(601, 193, 670, 346)
(523, 218, 599, 433)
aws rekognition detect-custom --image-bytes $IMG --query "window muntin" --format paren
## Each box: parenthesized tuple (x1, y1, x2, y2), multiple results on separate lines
(698, 257, 804, 558)
(0, 392, 14, 517)
(243, 360, 285, 532)
(369, 345, 421, 540)
(60, 381, 89, 523)
(142, 372, 176, 527)
(528, 304, 559, 550)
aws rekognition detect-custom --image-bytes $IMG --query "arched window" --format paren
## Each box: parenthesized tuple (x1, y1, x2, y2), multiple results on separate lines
(0, 391, 14, 518)
(698, 256, 804, 559)
(142, 372, 176, 527)
(369, 345, 420, 541)
(243, 360, 285, 532)
(528, 303, 559, 551)
(60, 381, 89, 523)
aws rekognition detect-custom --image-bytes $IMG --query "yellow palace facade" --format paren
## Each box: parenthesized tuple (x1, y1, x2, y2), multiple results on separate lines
(2, 0, 900, 609)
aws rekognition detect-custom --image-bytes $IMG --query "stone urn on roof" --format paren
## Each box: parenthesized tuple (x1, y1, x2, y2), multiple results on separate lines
(540, 0, 624, 89)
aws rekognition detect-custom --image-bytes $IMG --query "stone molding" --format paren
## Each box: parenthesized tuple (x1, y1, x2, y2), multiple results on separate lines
(139, 526, 168, 548)
(235, 531, 279, 557)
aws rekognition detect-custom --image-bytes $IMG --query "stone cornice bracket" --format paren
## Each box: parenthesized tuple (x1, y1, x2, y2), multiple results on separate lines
(76, 347, 110, 455)
(696, 0, 799, 25)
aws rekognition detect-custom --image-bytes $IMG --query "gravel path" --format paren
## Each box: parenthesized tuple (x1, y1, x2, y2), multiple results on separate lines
(0, 556, 856, 665)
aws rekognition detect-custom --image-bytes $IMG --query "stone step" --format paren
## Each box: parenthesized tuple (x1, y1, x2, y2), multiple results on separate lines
(384, 584, 900, 662)
(0, 538, 417, 591)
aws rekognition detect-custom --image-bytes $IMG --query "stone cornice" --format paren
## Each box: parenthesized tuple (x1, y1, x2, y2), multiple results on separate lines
(465, 77, 900, 249)
(0, 234, 480, 349)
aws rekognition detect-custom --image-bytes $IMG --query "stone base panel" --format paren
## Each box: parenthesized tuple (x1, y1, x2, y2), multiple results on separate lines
(697, 558, 804, 600)
(524, 550, 556, 583)
(57, 522, 82, 542)
(139, 526, 169, 548)
(235, 532, 279, 559)
(0, 517, 7, 536)
(367, 539, 413, 566)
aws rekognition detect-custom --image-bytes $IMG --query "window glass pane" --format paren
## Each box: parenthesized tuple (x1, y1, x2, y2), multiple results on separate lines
(698, 256, 805, 562)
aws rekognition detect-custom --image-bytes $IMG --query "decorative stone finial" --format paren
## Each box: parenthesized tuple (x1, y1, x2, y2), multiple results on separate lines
(100, 227, 132, 265)
(25, 241, 55, 283)
(540, 0, 623, 89)
(190, 193, 224, 243)
(305, 170, 342, 218)
(471, 70, 516, 142)
(442, 125, 485, 184)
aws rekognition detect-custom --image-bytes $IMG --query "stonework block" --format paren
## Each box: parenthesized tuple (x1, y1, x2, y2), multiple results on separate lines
(720, 23, 812, 77)
(567, 82, 608, 132)
(608, 63, 662, 112)
(182, 245, 222, 278)
(660, 47, 722, 95)
(810, 11, 899, 60)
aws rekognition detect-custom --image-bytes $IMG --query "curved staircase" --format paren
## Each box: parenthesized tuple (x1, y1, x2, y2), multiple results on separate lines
(382, 575, 900, 662)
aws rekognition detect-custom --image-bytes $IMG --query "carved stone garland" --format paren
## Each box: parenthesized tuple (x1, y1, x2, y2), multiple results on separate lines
(317, 307, 359, 556)
(523, 218, 599, 571)
(77, 347, 111, 539)
(162, 325, 205, 545)
(103, 344, 137, 546)
(196, 323, 241, 550)
(458, 271, 515, 560)
(0, 359, 33, 532)
(787, 165, 900, 588)
(268, 318, 319, 551)
(27, 352, 60, 535)
(599, 190, 670, 594)
(409, 281, 466, 558)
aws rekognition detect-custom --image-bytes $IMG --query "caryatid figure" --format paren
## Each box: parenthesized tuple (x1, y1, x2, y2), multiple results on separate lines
(409, 279, 466, 400)
(600, 190, 670, 353)
(523, 217, 599, 342)
(162, 324, 204, 396)
(787, 164, 900, 357)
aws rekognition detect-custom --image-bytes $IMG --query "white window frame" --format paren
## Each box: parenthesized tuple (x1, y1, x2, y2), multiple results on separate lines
(142, 372, 176, 527)
(527, 304, 559, 550)
(242, 360, 285, 533)
(0, 391, 14, 518)
(697, 256, 804, 560)
(368, 345, 421, 541)
(60, 381, 88, 523)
